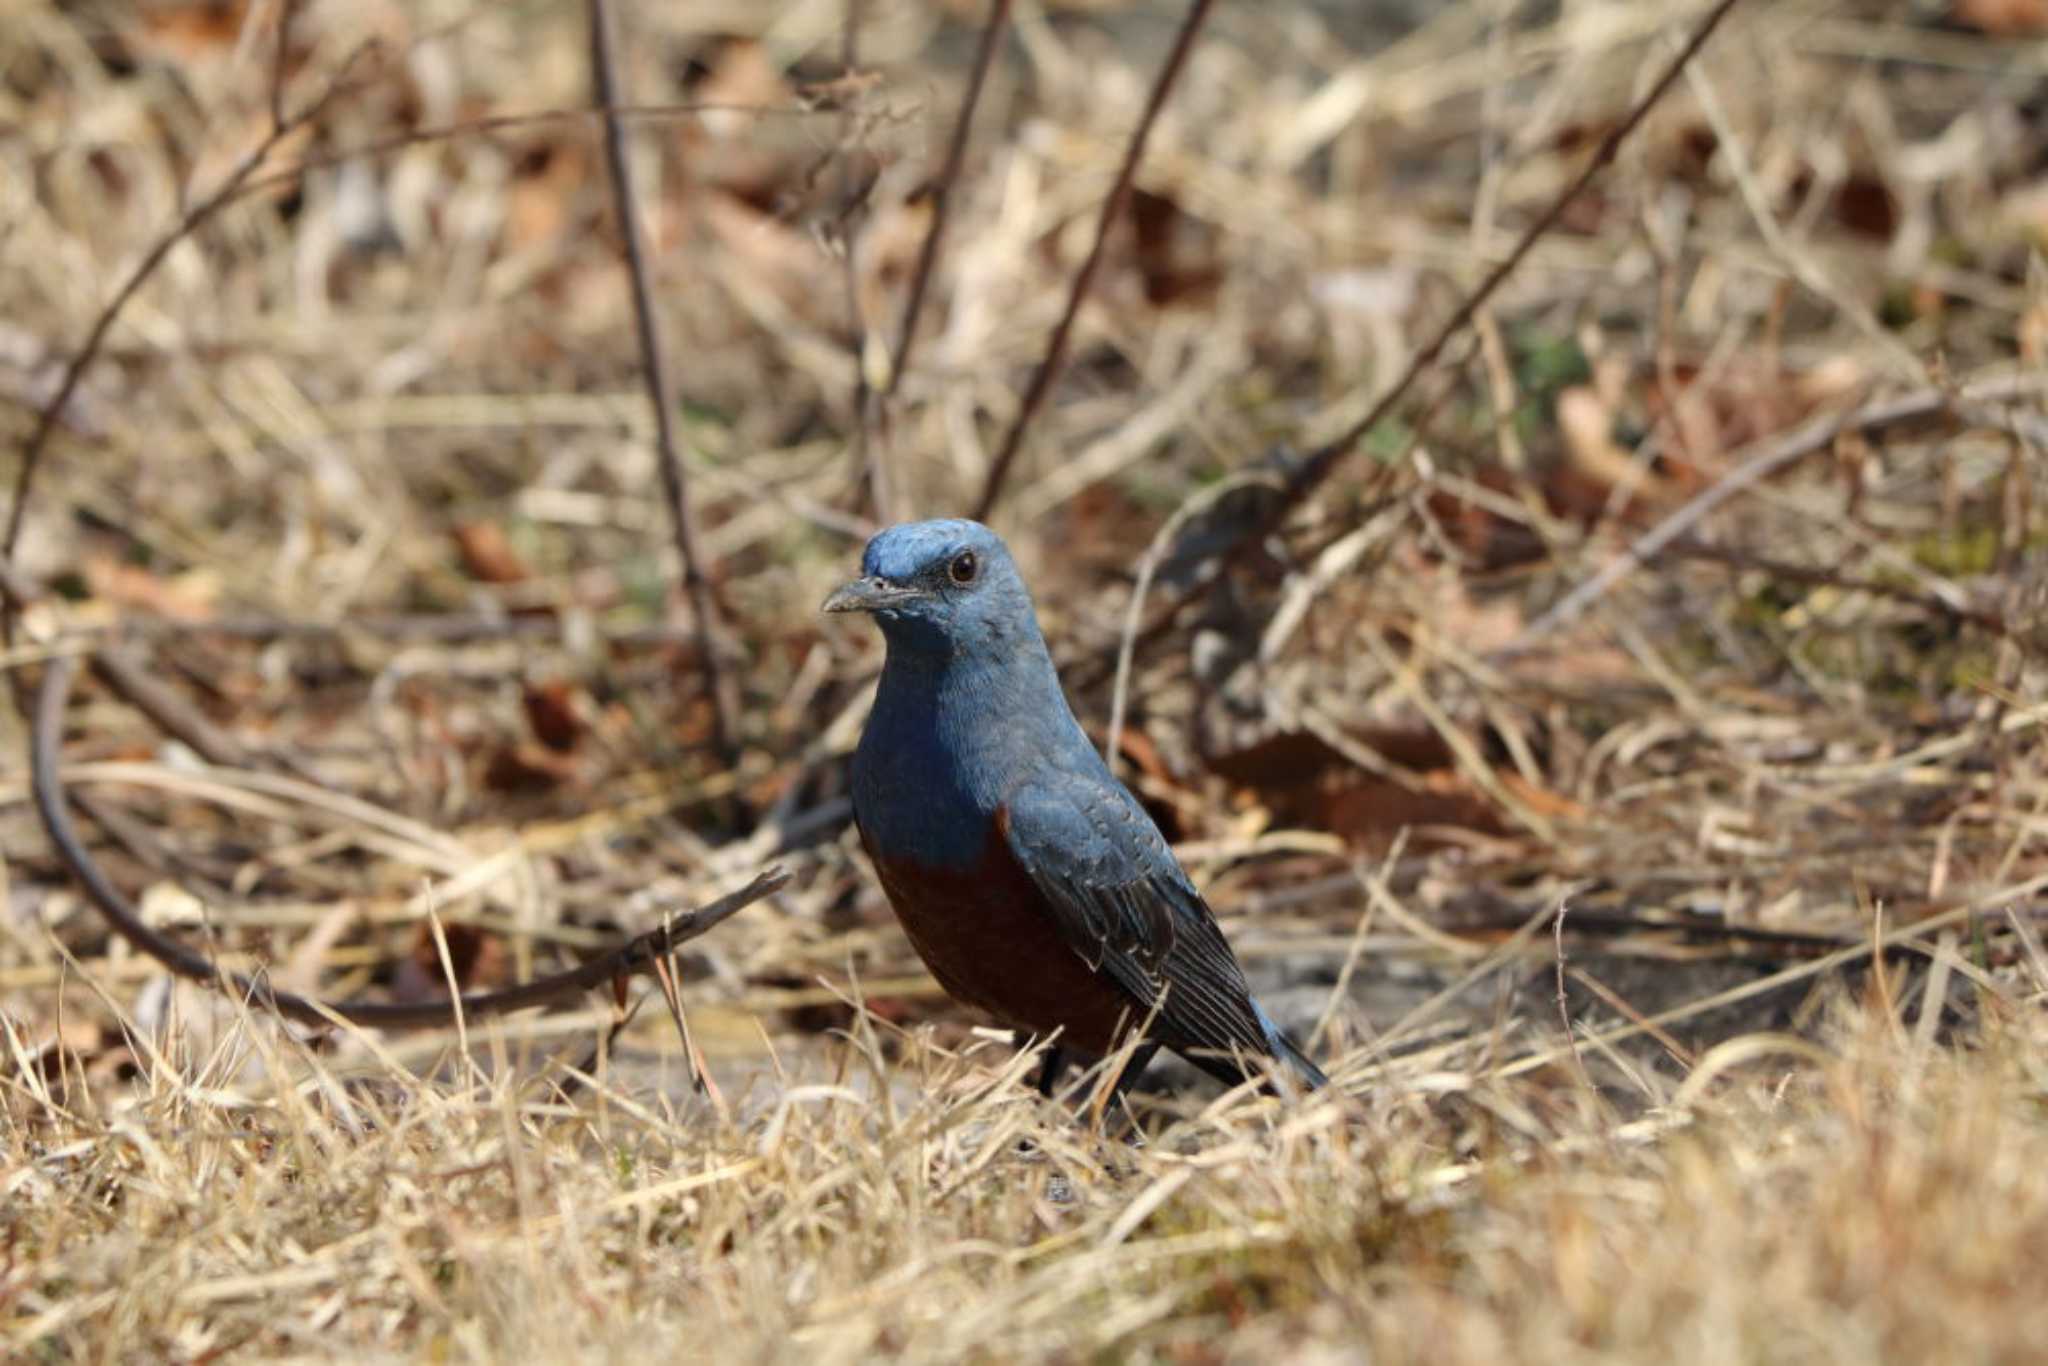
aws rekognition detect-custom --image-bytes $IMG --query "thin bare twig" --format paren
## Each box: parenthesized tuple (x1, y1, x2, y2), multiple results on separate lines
(1102, 471, 1285, 772)
(1102, 0, 1746, 662)
(116, 612, 711, 646)
(972, 0, 1214, 522)
(30, 652, 786, 1029)
(1508, 373, 2048, 649)
(887, 0, 1014, 400)
(1, 32, 378, 579)
(232, 101, 841, 204)
(839, 0, 895, 522)
(1065, 344, 1476, 695)
(268, 0, 295, 134)
(588, 0, 740, 759)
(1658, 535, 2009, 636)
(90, 647, 260, 771)
(1553, 897, 1596, 1095)
(1285, 0, 1745, 514)
(88, 644, 340, 791)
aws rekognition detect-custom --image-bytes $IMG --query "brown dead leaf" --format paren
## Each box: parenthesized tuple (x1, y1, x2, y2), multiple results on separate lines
(83, 558, 218, 620)
(392, 918, 509, 1002)
(1952, 0, 2048, 34)
(523, 680, 586, 753)
(1056, 482, 1159, 569)
(1832, 175, 1900, 241)
(133, 1, 249, 65)
(1425, 473, 1538, 571)
(2021, 301, 2048, 366)
(453, 521, 530, 585)
(1115, 726, 1177, 792)
(1556, 384, 1665, 512)
(1130, 188, 1223, 308)
(699, 192, 830, 321)
(670, 691, 722, 751)
(484, 741, 582, 793)
(1641, 356, 1851, 470)
(503, 140, 591, 253)
(677, 38, 800, 209)
(1498, 771, 1588, 822)
(1107, 724, 1193, 841)
(1318, 774, 1507, 849)
(1205, 727, 1508, 851)
(1207, 728, 1450, 791)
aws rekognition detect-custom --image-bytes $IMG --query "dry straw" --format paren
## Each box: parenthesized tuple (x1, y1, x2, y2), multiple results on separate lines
(4, 0, 2047, 1358)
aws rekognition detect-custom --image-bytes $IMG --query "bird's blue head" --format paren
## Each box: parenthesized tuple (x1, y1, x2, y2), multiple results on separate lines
(822, 519, 1043, 661)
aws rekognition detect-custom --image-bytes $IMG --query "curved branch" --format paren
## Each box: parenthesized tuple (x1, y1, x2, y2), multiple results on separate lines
(31, 652, 784, 1030)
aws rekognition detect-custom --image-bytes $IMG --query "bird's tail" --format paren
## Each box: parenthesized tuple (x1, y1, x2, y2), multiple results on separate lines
(1255, 1003, 1329, 1091)
(1271, 1031, 1329, 1090)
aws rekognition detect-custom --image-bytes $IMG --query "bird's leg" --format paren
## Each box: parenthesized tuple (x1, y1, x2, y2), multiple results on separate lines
(1092, 1042, 1163, 1151)
(1107, 1042, 1161, 1099)
(1018, 1030, 1068, 1097)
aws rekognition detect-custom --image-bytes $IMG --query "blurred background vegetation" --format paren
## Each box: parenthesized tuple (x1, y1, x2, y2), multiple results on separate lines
(5, 0, 2048, 1358)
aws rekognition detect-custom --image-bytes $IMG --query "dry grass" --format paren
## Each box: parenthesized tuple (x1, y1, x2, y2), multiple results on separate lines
(11, 980, 2048, 1360)
(5, 0, 2048, 1359)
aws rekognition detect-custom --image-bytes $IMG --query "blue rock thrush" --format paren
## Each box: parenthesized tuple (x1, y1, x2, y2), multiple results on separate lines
(823, 519, 1327, 1095)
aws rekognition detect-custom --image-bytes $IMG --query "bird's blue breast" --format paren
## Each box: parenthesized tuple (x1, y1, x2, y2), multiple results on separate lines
(851, 660, 1007, 872)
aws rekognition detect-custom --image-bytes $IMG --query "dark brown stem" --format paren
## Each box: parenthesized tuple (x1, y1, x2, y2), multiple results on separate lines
(887, 0, 1013, 400)
(90, 646, 259, 770)
(1659, 534, 2008, 636)
(1097, 0, 1746, 664)
(1, 35, 376, 576)
(232, 102, 836, 205)
(1509, 375, 2046, 648)
(971, 0, 1212, 522)
(32, 652, 784, 1029)
(1553, 898, 1596, 1095)
(588, 0, 740, 759)
(840, 0, 895, 522)
(1284, 0, 1747, 535)
(115, 612, 709, 645)
(269, 0, 296, 133)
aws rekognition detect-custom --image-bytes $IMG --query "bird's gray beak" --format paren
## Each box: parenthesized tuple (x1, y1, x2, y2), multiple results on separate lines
(821, 576, 918, 615)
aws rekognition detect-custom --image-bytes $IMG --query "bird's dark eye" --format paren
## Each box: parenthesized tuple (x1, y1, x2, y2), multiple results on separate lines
(948, 551, 979, 585)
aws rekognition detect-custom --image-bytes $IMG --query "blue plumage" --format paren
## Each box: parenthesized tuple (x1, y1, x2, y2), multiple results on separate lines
(825, 520, 1326, 1093)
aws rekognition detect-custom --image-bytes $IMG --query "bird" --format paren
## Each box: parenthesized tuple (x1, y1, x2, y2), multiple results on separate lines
(823, 518, 1326, 1097)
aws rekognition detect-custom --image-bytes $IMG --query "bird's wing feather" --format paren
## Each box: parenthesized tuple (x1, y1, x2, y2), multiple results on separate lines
(999, 776, 1272, 1061)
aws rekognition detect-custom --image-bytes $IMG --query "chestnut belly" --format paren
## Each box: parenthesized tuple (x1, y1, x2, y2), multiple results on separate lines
(866, 839, 1139, 1057)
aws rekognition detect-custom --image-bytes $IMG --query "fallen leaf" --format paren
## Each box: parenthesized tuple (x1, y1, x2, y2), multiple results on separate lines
(523, 680, 586, 753)
(484, 741, 582, 792)
(83, 558, 219, 620)
(453, 521, 530, 584)
(393, 918, 509, 1001)
(1952, 0, 2048, 34)
(1130, 188, 1223, 308)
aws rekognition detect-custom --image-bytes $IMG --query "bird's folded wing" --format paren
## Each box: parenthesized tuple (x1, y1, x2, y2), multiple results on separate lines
(999, 780, 1271, 1058)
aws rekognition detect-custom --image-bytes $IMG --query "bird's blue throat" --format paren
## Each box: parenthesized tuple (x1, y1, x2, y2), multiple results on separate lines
(853, 641, 1074, 873)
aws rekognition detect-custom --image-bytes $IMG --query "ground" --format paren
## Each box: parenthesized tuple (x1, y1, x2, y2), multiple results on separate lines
(4, 0, 2048, 1360)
